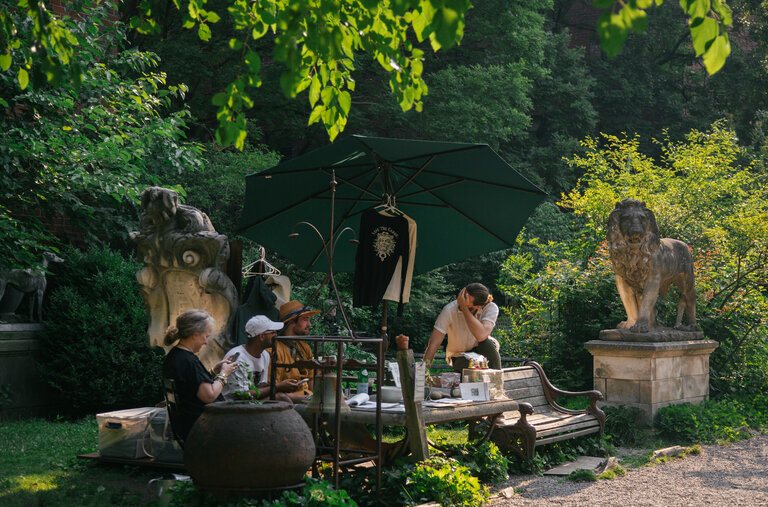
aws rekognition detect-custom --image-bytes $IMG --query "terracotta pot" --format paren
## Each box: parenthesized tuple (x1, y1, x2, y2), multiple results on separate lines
(395, 334, 409, 350)
(184, 400, 315, 495)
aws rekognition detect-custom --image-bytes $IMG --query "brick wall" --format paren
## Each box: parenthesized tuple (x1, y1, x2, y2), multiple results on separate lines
(48, 0, 119, 22)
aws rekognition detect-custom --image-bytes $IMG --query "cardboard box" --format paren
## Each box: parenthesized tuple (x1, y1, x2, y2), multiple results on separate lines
(462, 369, 506, 400)
(97, 407, 158, 459)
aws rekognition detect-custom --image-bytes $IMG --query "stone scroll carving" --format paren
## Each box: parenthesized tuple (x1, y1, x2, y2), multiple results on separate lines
(130, 187, 238, 369)
(599, 199, 703, 342)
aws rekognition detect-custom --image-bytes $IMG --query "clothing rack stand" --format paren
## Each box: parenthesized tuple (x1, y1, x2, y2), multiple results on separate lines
(269, 170, 384, 499)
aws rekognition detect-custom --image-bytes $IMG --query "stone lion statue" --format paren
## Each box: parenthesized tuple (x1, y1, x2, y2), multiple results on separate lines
(607, 199, 698, 333)
(138, 186, 215, 236)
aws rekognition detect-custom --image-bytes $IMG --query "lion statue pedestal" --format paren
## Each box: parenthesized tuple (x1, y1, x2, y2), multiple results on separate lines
(130, 187, 238, 370)
(586, 199, 718, 424)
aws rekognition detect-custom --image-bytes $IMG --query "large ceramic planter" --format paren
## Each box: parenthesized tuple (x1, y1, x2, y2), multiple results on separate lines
(184, 400, 315, 496)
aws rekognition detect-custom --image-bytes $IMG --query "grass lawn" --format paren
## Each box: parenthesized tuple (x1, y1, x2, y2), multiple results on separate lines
(0, 417, 473, 506)
(0, 417, 158, 506)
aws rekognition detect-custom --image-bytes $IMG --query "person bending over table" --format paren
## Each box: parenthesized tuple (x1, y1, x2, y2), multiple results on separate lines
(221, 315, 297, 403)
(423, 283, 502, 371)
(162, 309, 238, 441)
(271, 300, 321, 403)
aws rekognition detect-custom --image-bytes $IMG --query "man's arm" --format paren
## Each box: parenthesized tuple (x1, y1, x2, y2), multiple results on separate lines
(423, 328, 446, 367)
(457, 289, 495, 341)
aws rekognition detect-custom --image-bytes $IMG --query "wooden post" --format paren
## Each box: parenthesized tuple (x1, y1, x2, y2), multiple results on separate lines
(396, 348, 429, 461)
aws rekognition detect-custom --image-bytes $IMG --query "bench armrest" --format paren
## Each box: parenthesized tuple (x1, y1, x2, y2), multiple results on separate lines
(523, 360, 604, 415)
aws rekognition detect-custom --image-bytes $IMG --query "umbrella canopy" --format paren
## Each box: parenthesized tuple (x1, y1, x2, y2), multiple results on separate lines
(238, 135, 547, 274)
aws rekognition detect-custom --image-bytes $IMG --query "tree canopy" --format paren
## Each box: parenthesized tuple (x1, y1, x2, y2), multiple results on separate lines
(0, 0, 734, 148)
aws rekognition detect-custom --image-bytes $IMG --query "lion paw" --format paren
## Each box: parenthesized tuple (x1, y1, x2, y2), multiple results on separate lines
(617, 321, 632, 329)
(630, 322, 649, 333)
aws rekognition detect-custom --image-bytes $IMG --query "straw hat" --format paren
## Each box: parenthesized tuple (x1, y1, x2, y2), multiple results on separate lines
(279, 300, 321, 323)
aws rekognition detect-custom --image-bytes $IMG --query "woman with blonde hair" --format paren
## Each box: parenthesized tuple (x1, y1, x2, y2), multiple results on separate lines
(162, 309, 237, 441)
(423, 283, 501, 372)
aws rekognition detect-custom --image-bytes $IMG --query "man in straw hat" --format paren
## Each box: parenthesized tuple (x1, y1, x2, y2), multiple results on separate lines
(221, 315, 296, 403)
(271, 300, 321, 402)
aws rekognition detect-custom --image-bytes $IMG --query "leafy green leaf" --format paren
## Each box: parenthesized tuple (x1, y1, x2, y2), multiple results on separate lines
(702, 33, 730, 74)
(597, 11, 629, 57)
(17, 68, 29, 90)
(198, 23, 212, 41)
(690, 17, 717, 56)
(680, 0, 710, 20)
(0, 53, 11, 71)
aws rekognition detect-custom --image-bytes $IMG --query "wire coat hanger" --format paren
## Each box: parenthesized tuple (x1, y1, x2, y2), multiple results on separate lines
(243, 246, 281, 278)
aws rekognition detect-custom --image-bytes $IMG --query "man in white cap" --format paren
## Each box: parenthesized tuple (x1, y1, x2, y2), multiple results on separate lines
(221, 315, 297, 403)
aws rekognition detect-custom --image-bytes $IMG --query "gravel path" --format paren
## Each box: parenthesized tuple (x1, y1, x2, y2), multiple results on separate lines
(490, 434, 768, 506)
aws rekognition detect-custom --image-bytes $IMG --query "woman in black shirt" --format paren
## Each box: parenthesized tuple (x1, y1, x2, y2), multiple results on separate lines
(162, 309, 237, 441)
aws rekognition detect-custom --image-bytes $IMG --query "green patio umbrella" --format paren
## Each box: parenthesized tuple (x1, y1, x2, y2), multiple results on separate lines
(237, 135, 547, 274)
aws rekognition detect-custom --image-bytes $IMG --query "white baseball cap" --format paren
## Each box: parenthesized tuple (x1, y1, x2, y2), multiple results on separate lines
(245, 315, 284, 338)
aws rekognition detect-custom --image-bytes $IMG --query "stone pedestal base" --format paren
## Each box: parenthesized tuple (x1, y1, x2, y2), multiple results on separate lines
(584, 339, 719, 424)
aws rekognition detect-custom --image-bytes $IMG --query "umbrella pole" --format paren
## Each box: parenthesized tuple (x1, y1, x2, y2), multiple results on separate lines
(380, 300, 388, 343)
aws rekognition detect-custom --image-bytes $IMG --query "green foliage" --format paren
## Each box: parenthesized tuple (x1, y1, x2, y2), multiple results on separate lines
(440, 441, 510, 484)
(603, 405, 643, 447)
(337, 454, 489, 506)
(124, 0, 472, 146)
(181, 139, 282, 236)
(593, 0, 732, 74)
(501, 122, 768, 394)
(598, 464, 626, 479)
(259, 476, 357, 506)
(562, 469, 597, 482)
(404, 456, 489, 506)
(37, 246, 164, 417)
(496, 238, 623, 389)
(561, 122, 768, 394)
(655, 395, 768, 444)
(0, 4, 202, 269)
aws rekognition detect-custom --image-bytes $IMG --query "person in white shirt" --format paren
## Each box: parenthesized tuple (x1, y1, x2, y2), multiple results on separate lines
(221, 315, 297, 402)
(423, 283, 501, 371)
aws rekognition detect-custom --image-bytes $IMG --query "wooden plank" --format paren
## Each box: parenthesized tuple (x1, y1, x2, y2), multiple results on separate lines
(504, 376, 541, 389)
(398, 349, 429, 461)
(508, 395, 548, 408)
(505, 385, 545, 399)
(536, 426, 602, 446)
(536, 420, 601, 438)
(502, 368, 537, 381)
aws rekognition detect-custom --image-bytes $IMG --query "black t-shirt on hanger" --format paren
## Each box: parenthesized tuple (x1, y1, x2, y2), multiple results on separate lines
(353, 208, 410, 308)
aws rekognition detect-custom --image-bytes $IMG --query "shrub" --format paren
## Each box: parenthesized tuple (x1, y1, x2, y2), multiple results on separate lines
(655, 395, 768, 444)
(37, 246, 163, 417)
(405, 456, 489, 506)
(443, 441, 510, 483)
(603, 405, 643, 446)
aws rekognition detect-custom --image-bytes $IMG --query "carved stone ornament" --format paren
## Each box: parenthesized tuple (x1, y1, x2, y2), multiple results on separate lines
(130, 186, 238, 369)
(599, 199, 704, 342)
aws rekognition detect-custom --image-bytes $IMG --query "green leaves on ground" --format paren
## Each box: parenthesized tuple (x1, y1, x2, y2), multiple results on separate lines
(594, 0, 732, 74)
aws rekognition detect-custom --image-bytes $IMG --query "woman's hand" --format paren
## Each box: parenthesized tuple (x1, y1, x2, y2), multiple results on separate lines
(220, 360, 237, 377)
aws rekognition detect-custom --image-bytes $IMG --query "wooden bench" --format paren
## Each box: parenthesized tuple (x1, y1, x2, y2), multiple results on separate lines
(471, 361, 605, 458)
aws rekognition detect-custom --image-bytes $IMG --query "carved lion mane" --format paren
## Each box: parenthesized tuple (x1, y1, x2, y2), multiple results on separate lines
(607, 199, 659, 291)
(606, 198, 698, 332)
